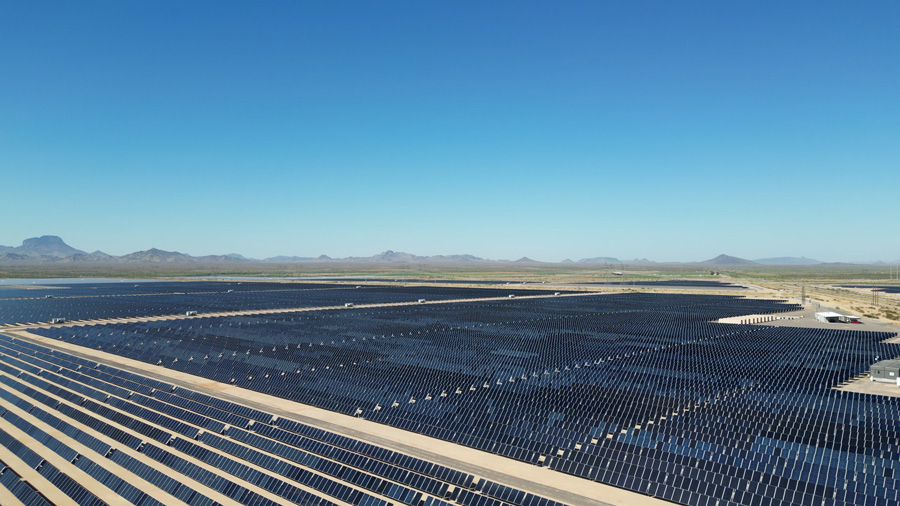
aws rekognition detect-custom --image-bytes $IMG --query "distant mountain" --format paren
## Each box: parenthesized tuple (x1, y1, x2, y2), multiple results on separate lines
(754, 256, 821, 266)
(339, 250, 486, 264)
(371, 250, 418, 263)
(0, 236, 259, 265)
(699, 254, 758, 266)
(1, 235, 891, 268)
(85, 251, 115, 261)
(59, 251, 116, 263)
(11, 235, 87, 258)
(578, 257, 621, 264)
(118, 248, 249, 264)
(119, 248, 194, 264)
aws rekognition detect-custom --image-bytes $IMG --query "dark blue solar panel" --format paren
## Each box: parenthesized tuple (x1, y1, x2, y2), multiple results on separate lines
(0, 461, 53, 506)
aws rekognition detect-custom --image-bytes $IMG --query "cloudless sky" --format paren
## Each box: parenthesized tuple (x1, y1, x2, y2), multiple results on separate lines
(2, 1, 898, 262)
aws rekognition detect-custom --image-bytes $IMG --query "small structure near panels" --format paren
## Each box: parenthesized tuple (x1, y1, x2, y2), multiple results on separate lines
(870, 359, 900, 384)
(815, 312, 843, 323)
(814, 311, 862, 324)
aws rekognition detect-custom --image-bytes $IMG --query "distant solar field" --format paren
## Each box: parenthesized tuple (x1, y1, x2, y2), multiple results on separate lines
(0, 281, 571, 325)
(0, 280, 351, 299)
(838, 285, 900, 294)
(568, 280, 745, 289)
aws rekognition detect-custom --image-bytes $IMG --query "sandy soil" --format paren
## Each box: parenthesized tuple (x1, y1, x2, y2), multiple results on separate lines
(835, 374, 900, 398)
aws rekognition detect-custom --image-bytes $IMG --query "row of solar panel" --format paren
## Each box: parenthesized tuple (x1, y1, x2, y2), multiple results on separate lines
(0, 458, 53, 506)
(2, 319, 554, 500)
(0, 348, 381, 506)
(4, 334, 564, 504)
(0, 353, 352, 506)
(0, 427, 108, 506)
(0, 372, 226, 506)
(54, 338, 560, 506)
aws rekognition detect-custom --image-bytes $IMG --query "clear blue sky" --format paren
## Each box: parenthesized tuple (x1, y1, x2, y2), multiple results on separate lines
(2, 2, 898, 262)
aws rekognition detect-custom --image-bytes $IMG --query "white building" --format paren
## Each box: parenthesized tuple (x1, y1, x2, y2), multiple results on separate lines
(814, 312, 843, 323)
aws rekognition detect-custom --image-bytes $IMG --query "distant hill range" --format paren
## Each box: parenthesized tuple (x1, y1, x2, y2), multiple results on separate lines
(0, 237, 496, 266)
(0, 236, 888, 266)
(698, 254, 828, 266)
(0, 237, 250, 265)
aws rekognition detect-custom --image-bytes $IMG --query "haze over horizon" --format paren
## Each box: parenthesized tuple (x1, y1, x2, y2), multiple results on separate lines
(2, 2, 897, 263)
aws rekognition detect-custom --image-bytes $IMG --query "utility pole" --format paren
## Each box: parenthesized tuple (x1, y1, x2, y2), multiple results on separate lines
(801, 284, 806, 305)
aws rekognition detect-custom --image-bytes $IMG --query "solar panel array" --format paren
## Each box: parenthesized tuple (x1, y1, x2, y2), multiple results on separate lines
(0, 281, 323, 299)
(570, 281, 744, 289)
(22, 292, 900, 505)
(0, 333, 566, 506)
(232, 279, 532, 286)
(3, 281, 900, 506)
(0, 282, 569, 326)
(838, 285, 900, 294)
